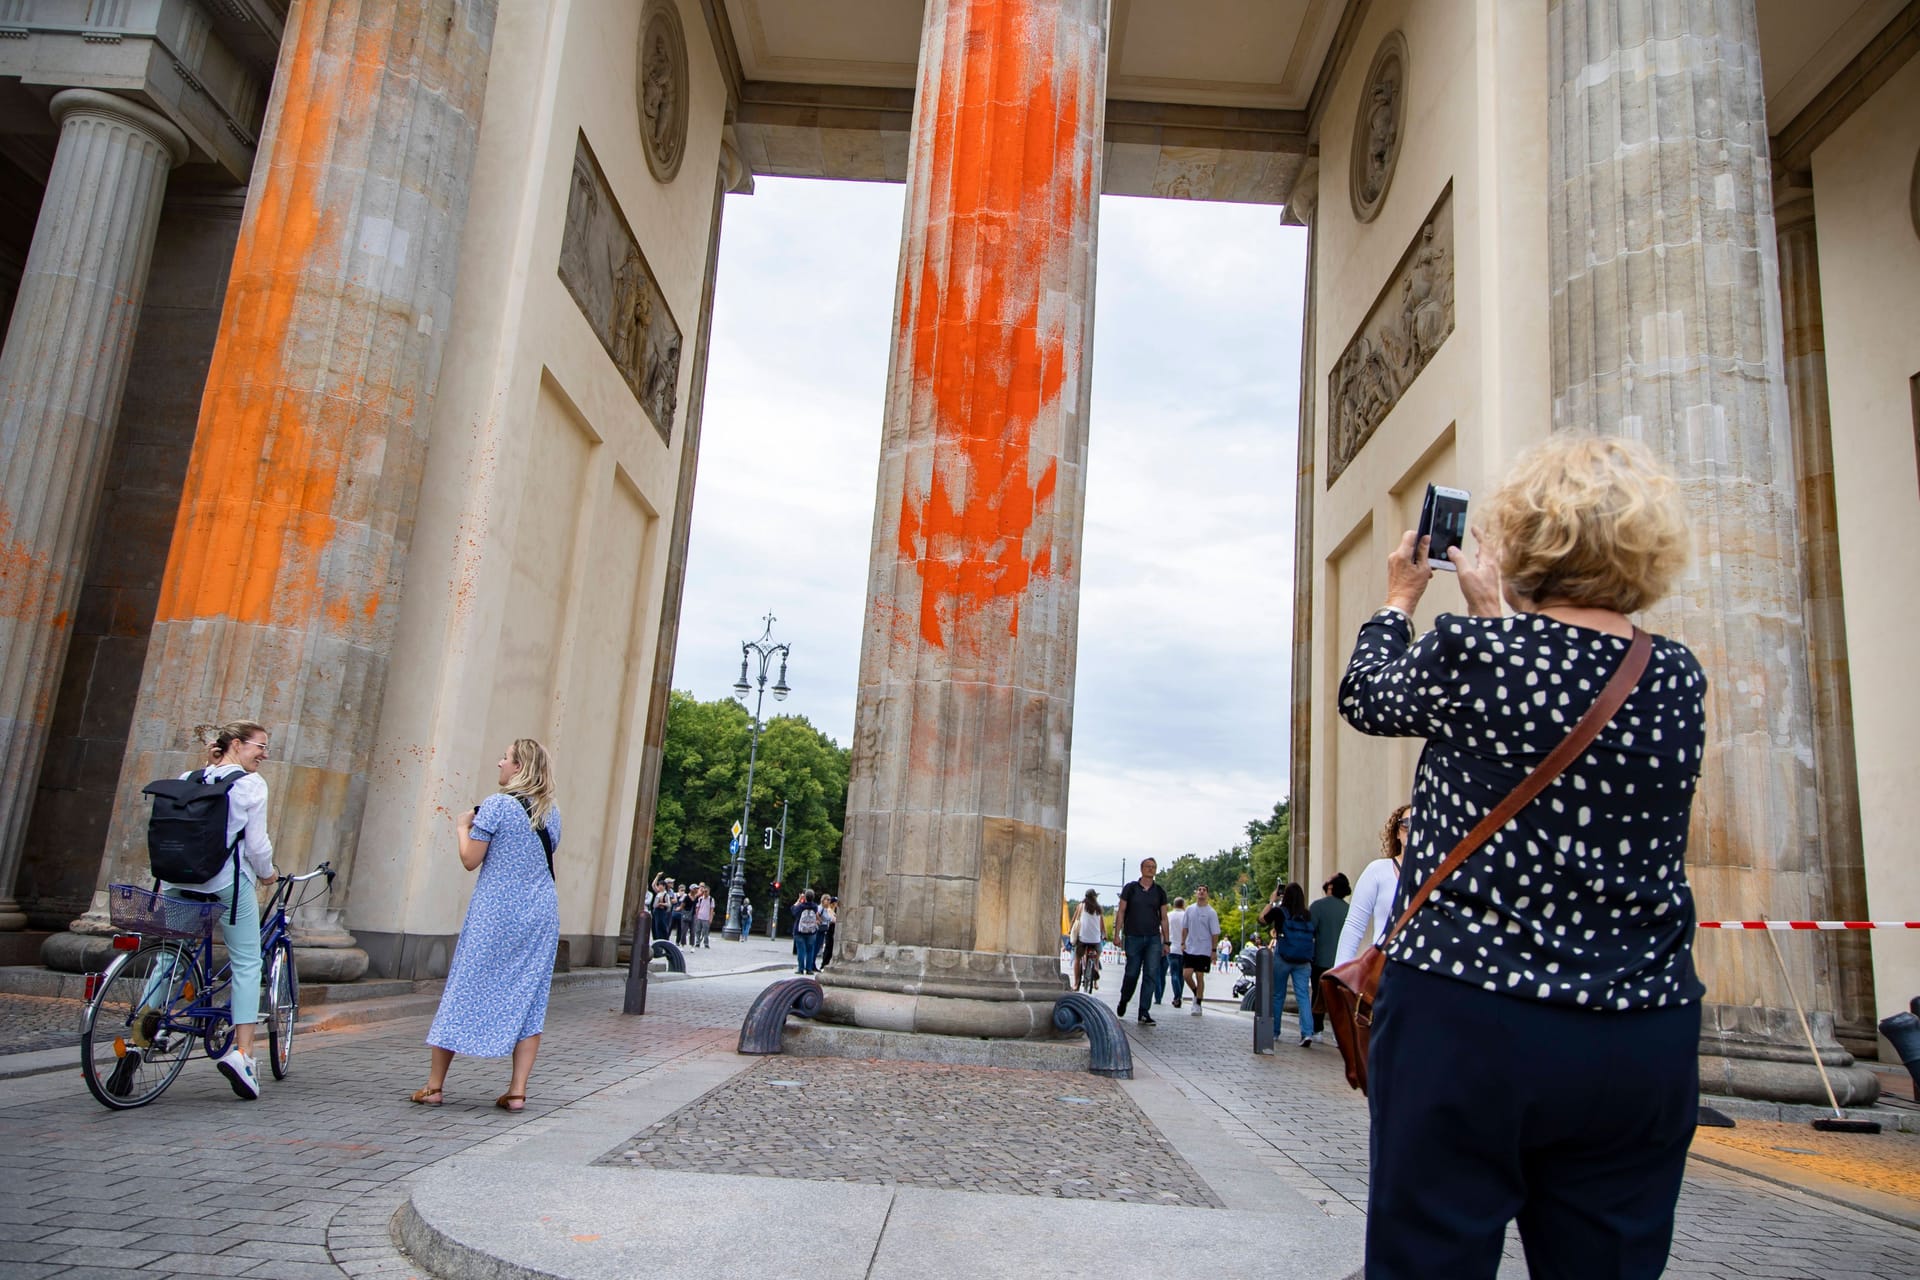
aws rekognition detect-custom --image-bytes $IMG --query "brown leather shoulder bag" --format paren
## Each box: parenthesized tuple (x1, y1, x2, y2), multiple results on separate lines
(1319, 628, 1651, 1094)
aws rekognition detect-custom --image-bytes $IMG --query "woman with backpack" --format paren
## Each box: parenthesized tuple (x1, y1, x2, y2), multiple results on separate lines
(1268, 883, 1317, 1048)
(142, 720, 277, 1101)
(412, 738, 561, 1113)
(792, 890, 823, 974)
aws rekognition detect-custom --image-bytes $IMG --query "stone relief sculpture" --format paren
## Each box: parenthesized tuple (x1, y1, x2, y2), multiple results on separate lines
(639, 0, 689, 184)
(1328, 184, 1455, 484)
(558, 133, 682, 443)
(1350, 31, 1407, 224)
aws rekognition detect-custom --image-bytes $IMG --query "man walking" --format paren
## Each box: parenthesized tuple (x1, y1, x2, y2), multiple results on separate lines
(1165, 895, 1187, 1007)
(1309, 873, 1351, 1035)
(1182, 885, 1221, 1013)
(1115, 858, 1169, 1026)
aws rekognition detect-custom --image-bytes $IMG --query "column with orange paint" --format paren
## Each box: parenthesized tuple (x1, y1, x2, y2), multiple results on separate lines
(69, 0, 499, 948)
(828, 0, 1108, 1033)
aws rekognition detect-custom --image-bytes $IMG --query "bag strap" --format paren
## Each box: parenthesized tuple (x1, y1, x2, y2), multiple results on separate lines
(516, 795, 555, 879)
(1379, 627, 1651, 952)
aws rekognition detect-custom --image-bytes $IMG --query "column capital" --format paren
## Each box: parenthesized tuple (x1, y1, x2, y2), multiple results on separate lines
(1281, 157, 1320, 229)
(49, 89, 188, 167)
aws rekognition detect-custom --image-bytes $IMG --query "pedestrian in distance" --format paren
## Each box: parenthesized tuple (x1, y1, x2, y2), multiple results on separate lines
(1334, 806, 1409, 967)
(1182, 885, 1221, 1013)
(1070, 889, 1105, 990)
(793, 890, 824, 974)
(1309, 872, 1351, 1035)
(1114, 858, 1169, 1025)
(650, 876, 672, 948)
(671, 883, 690, 946)
(412, 738, 561, 1114)
(693, 884, 714, 947)
(818, 895, 838, 968)
(1164, 895, 1187, 1007)
(1216, 935, 1232, 973)
(1340, 434, 1705, 1278)
(1269, 883, 1316, 1046)
(740, 898, 753, 940)
(138, 720, 277, 1101)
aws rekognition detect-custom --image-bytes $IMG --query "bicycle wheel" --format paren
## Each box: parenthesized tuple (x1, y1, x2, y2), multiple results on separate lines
(81, 941, 204, 1110)
(265, 939, 297, 1079)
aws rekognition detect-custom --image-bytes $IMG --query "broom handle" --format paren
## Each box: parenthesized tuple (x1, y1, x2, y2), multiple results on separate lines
(1762, 919, 1844, 1119)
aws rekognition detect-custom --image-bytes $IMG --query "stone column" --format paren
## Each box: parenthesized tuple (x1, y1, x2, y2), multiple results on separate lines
(1282, 160, 1319, 893)
(1775, 191, 1874, 1050)
(53, 0, 496, 980)
(1548, 0, 1876, 1103)
(823, 0, 1109, 1038)
(0, 90, 187, 932)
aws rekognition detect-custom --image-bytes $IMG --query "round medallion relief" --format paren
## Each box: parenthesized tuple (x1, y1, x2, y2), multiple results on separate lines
(638, 0, 689, 184)
(1350, 31, 1408, 224)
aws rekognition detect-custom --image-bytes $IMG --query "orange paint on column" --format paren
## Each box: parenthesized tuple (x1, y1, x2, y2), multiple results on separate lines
(892, 0, 1095, 652)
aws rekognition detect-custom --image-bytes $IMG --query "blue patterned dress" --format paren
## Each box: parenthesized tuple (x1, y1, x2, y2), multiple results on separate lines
(426, 794, 562, 1056)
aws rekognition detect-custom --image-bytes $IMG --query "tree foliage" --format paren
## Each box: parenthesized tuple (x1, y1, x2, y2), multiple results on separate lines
(650, 690, 850, 923)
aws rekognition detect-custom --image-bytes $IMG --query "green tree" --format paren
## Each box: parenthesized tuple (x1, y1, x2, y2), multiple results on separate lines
(649, 690, 850, 927)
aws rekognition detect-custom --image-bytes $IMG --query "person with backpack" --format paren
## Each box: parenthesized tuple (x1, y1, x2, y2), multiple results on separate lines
(1267, 882, 1317, 1048)
(140, 720, 277, 1101)
(792, 890, 823, 974)
(412, 738, 562, 1113)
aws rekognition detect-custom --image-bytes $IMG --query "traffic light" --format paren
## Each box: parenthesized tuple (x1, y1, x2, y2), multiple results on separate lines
(764, 827, 773, 848)
(773, 880, 781, 891)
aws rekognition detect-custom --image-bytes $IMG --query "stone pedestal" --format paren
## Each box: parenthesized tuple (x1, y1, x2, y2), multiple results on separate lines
(823, 0, 1108, 1037)
(0, 90, 187, 932)
(1547, 0, 1876, 1104)
(59, 0, 496, 967)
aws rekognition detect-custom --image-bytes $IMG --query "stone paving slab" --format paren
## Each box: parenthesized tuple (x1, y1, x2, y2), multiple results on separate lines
(0, 994, 77, 1054)
(599, 1055, 1220, 1205)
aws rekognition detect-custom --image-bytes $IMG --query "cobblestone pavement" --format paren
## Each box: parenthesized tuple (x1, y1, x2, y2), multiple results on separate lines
(0, 994, 79, 1054)
(0, 965, 1916, 1279)
(598, 1055, 1221, 1206)
(1691, 1117, 1920, 1200)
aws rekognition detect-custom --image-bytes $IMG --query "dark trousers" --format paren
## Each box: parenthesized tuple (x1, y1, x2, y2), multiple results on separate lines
(1118, 934, 1164, 1014)
(1366, 962, 1699, 1280)
(1310, 962, 1329, 1032)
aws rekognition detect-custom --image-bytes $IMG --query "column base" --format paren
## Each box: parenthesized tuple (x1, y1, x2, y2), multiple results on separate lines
(818, 944, 1067, 1039)
(1700, 1002, 1881, 1108)
(0, 898, 28, 931)
(38, 929, 371, 982)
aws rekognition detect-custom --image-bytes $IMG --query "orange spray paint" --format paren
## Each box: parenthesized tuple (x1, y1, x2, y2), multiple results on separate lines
(890, 0, 1097, 653)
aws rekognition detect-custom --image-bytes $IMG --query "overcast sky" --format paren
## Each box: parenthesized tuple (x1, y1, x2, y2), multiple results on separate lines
(672, 176, 1307, 900)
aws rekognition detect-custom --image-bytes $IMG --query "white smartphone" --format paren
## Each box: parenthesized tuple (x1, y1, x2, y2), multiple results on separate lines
(1414, 484, 1470, 571)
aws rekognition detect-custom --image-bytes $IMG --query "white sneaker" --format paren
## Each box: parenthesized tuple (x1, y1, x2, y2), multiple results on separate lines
(216, 1048, 260, 1100)
(1190, 1002, 1202, 1015)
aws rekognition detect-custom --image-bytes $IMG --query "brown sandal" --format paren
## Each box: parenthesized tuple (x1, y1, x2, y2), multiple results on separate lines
(495, 1093, 525, 1112)
(410, 1086, 443, 1106)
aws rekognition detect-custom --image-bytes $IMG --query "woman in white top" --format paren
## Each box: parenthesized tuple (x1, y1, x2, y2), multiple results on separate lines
(165, 721, 276, 1100)
(1070, 890, 1105, 989)
(1333, 803, 1411, 967)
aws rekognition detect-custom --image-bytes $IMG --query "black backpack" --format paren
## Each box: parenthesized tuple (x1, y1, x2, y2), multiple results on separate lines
(143, 770, 243, 906)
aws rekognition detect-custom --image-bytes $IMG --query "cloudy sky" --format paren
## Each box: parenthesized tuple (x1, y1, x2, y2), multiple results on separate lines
(671, 176, 1307, 898)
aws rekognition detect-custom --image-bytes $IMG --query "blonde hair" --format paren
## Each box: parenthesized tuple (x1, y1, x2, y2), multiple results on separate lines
(504, 738, 557, 829)
(197, 720, 267, 758)
(1479, 435, 1688, 614)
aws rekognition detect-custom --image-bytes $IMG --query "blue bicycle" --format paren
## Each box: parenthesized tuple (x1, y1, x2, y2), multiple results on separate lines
(80, 864, 334, 1109)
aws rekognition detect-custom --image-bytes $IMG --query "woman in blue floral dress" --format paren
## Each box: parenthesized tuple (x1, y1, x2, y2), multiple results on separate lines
(411, 738, 561, 1112)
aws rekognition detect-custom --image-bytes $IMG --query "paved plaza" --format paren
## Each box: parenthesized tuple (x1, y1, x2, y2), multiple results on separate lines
(0, 958, 1913, 1278)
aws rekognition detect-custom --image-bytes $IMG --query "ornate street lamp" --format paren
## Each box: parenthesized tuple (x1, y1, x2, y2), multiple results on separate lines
(723, 613, 790, 941)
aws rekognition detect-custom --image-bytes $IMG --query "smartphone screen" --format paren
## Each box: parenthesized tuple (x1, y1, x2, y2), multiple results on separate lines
(1415, 484, 1470, 571)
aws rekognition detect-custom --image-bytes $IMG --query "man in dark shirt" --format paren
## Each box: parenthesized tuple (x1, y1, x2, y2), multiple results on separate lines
(1115, 857, 1170, 1025)
(1308, 872, 1351, 1034)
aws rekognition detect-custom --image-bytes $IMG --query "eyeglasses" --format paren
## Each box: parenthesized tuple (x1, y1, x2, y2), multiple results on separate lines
(1397, 816, 1412, 830)
(242, 739, 269, 754)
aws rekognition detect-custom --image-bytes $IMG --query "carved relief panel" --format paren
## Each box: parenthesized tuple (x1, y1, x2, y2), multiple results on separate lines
(559, 132, 682, 443)
(1328, 183, 1454, 485)
(639, 0, 689, 184)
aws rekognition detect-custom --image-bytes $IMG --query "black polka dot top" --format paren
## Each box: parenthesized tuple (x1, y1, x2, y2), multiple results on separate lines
(1338, 608, 1708, 1011)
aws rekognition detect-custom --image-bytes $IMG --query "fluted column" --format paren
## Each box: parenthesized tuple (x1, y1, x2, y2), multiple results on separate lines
(1776, 192, 1873, 1049)
(65, 0, 497, 964)
(1282, 160, 1319, 892)
(1548, 0, 1875, 1103)
(824, 0, 1108, 1037)
(0, 90, 187, 931)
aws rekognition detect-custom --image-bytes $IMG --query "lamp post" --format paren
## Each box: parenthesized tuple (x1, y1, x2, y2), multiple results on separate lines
(723, 614, 790, 941)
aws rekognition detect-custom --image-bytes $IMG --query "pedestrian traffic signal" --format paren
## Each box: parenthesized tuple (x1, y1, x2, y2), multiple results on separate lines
(773, 880, 781, 890)
(765, 827, 773, 848)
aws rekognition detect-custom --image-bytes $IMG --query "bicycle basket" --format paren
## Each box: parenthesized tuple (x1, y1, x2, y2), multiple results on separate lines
(107, 883, 220, 938)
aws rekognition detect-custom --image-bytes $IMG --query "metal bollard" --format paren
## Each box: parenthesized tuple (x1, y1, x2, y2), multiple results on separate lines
(1253, 946, 1274, 1054)
(623, 910, 651, 1015)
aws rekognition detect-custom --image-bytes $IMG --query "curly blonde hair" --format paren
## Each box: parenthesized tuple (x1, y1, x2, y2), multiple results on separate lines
(1479, 435, 1688, 614)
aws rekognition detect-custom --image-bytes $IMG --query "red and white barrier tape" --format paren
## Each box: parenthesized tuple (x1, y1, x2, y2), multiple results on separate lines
(1697, 921, 1920, 930)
